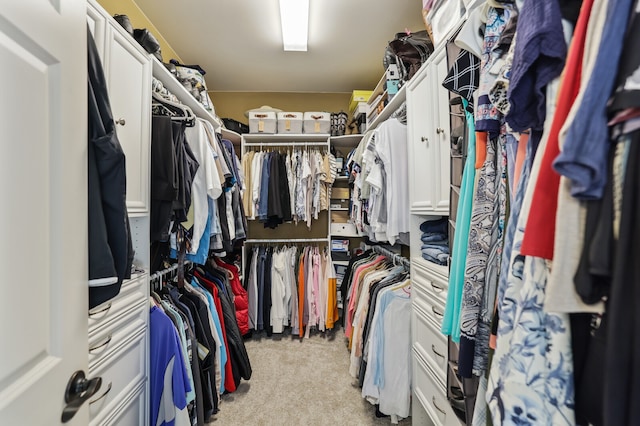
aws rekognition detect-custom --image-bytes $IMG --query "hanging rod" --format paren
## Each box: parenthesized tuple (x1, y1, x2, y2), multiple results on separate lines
(243, 142, 328, 147)
(372, 245, 410, 268)
(245, 238, 329, 243)
(149, 261, 192, 284)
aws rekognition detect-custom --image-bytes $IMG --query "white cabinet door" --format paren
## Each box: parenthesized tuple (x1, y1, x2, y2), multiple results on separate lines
(407, 66, 437, 213)
(105, 27, 151, 216)
(433, 48, 451, 214)
(86, 1, 106, 59)
(0, 1, 89, 424)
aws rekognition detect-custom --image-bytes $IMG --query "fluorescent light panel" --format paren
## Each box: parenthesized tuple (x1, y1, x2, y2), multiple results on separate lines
(279, 0, 309, 51)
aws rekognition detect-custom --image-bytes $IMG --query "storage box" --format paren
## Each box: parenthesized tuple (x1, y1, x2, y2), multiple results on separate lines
(349, 90, 374, 114)
(277, 112, 303, 133)
(249, 111, 277, 133)
(331, 222, 359, 237)
(332, 187, 350, 200)
(386, 79, 400, 95)
(331, 239, 350, 252)
(303, 112, 331, 134)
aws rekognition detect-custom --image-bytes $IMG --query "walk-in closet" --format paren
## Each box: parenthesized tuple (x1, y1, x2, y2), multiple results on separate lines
(1, 0, 638, 425)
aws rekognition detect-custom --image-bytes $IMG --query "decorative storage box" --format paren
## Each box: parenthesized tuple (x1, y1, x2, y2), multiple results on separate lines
(249, 111, 277, 133)
(349, 90, 374, 113)
(277, 112, 303, 133)
(303, 112, 331, 134)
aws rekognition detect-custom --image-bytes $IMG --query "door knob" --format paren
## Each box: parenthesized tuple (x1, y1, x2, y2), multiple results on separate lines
(436, 127, 444, 134)
(115, 118, 126, 126)
(61, 370, 102, 423)
(421, 136, 429, 145)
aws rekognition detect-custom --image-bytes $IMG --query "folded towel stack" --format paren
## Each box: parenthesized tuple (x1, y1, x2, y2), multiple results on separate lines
(419, 218, 449, 266)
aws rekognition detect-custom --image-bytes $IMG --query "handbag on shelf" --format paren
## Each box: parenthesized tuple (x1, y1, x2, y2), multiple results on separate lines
(384, 30, 434, 81)
(133, 29, 162, 61)
(113, 14, 133, 36)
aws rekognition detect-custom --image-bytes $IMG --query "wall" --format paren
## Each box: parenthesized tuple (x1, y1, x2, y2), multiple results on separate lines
(211, 92, 351, 123)
(96, 0, 183, 63)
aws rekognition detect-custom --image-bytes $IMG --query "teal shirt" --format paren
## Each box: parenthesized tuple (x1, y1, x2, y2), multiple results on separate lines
(442, 99, 477, 342)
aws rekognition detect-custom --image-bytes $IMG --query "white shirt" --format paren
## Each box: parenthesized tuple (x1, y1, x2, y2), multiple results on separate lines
(374, 118, 409, 245)
(185, 120, 222, 253)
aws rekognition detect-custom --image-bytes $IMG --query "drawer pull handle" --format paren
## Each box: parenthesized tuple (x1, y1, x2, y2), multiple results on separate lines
(432, 306, 444, 317)
(89, 334, 112, 353)
(436, 127, 445, 134)
(89, 382, 112, 405)
(431, 282, 444, 292)
(432, 396, 447, 415)
(88, 302, 112, 318)
(115, 118, 126, 126)
(432, 344, 445, 359)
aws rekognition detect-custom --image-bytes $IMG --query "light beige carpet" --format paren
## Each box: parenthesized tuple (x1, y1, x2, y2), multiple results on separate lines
(207, 329, 412, 425)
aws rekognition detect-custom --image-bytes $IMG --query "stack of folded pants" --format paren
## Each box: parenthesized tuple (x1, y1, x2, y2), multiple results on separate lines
(420, 218, 449, 265)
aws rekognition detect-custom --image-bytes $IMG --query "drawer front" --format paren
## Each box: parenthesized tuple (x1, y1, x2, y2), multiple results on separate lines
(412, 299, 448, 385)
(89, 298, 147, 367)
(412, 258, 449, 294)
(88, 326, 146, 423)
(92, 380, 146, 426)
(88, 273, 147, 334)
(413, 348, 459, 426)
(412, 277, 447, 329)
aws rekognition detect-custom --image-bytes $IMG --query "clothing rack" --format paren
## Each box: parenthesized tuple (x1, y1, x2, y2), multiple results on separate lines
(243, 142, 328, 148)
(372, 245, 410, 269)
(245, 238, 328, 244)
(149, 261, 192, 290)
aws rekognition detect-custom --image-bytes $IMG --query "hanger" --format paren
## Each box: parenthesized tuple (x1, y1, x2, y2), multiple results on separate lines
(151, 91, 196, 126)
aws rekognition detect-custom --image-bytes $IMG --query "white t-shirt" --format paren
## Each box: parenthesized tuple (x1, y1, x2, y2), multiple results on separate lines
(374, 118, 409, 245)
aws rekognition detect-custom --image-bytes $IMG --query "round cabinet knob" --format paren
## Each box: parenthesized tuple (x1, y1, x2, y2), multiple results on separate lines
(421, 136, 428, 143)
(115, 118, 126, 126)
(436, 127, 444, 134)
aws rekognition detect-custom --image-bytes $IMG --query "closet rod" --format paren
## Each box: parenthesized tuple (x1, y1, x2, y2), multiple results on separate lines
(245, 238, 329, 243)
(149, 261, 192, 283)
(243, 142, 328, 147)
(372, 245, 410, 268)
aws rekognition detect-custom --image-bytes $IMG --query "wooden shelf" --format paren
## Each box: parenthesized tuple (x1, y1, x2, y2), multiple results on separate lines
(242, 133, 330, 143)
(330, 134, 363, 149)
(221, 128, 241, 146)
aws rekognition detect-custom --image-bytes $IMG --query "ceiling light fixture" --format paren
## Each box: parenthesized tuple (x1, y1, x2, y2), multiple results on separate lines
(279, 0, 309, 51)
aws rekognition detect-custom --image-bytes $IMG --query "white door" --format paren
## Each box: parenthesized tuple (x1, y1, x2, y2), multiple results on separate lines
(407, 66, 437, 213)
(106, 27, 151, 216)
(434, 48, 451, 213)
(0, 1, 90, 425)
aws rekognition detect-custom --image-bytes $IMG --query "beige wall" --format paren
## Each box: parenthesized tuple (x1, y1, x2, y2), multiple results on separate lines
(96, 0, 183, 63)
(211, 92, 352, 123)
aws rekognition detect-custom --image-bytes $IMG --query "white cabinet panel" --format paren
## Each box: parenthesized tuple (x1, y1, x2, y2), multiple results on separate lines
(88, 326, 146, 424)
(407, 45, 451, 215)
(87, 2, 106, 58)
(413, 349, 460, 426)
(408, 68, 437, 213)
(434, 49, 451, 213)
(105, 28, 151, 215)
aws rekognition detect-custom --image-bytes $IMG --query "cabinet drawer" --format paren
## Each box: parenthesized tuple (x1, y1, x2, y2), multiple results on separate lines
(412, 299, 448, 385)
(412, 281, 446, 330)
(93, 380, 146, 426)
(413, 348, 460, 426)
(88, 298, 147, 367)
(88, 273, 147, 334)
(88, 326, 146, 423)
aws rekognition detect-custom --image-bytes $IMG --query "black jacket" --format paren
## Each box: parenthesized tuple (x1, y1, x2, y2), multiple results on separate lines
(88, 27, 133, 308)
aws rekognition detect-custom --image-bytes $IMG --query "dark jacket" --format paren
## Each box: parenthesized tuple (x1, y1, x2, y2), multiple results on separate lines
(87, 27, 133, 308)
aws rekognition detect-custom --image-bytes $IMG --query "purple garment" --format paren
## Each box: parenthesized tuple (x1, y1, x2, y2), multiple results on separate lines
(554, 0, 635, 200)
(506, 0, 567, 132)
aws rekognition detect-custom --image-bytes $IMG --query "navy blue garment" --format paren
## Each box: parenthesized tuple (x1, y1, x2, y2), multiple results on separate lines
(419, 217, 448, 234)
(87, 27, 133, 308)
(506, 0, 567, 132)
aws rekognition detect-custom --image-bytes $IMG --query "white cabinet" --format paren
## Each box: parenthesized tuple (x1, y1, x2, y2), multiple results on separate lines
(86, 2, 151, 425)
(407, 46, 451, 215)
(411, 258, 457, 426)
(104, 26, 152, 216)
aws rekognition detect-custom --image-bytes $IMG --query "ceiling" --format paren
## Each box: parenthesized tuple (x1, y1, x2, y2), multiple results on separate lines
(134, 0, 426, 93)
